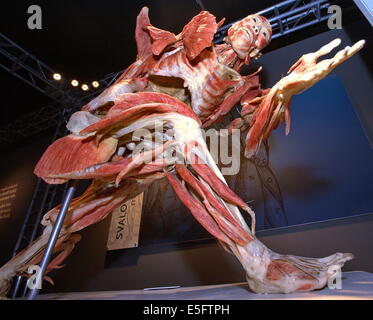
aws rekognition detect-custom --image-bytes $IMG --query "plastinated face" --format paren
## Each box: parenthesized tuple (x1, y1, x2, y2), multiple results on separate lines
(227, 14, 272, 60)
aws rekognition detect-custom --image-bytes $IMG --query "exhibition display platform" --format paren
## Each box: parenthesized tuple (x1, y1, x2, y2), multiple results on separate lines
(37, 271, 373, 300)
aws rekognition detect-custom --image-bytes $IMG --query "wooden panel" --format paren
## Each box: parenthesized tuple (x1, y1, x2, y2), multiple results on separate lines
(107, 193, 144, 251)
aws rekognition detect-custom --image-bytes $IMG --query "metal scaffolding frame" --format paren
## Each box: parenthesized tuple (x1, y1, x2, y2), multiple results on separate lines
(0, 102, 62, 145)
(0, 73, 121, 147)
(2, 0, 345, 298)
(0, 33, 81, 106)
(214, 0, 334, 42)
(9, 115, 71, 299)
(82, 70, 123, 101)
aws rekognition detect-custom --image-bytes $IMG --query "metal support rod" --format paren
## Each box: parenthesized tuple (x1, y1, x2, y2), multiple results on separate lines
(27, 181, 77, 300)
(9, 120, 66, 299)
(10, 276, 22, 299)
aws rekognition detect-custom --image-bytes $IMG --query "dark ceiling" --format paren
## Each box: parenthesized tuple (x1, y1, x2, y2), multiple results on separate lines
(0, 0, 368, 127)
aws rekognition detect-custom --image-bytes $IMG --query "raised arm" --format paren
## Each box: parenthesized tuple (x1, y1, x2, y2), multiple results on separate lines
(242, 38, 365, 158)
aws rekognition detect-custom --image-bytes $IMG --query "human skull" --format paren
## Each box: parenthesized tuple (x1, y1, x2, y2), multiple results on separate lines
(226, 15, 272, 61)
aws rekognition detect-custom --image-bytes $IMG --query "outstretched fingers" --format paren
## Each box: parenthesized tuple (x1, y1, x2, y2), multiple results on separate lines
(329, 39, 366, 69)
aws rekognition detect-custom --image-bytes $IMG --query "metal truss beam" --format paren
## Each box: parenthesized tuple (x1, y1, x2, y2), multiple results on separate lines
(214, 0, 335, 42)
(0, 102, 62, 145)
(82, 70, 122, 101)
(0, 33, 81, 107)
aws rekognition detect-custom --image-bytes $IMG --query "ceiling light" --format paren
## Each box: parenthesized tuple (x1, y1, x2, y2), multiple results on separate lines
(71, 80, 79, 87)
(81, 84, 89, 91)
(53, 73, 61, 80)
(92, 81, 100, 88)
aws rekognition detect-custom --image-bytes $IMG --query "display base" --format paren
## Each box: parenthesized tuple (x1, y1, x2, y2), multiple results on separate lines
(37, 271, 373, 300)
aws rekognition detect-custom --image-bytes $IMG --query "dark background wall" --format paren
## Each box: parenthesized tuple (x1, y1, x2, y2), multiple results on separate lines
(0, 138, 49, 266)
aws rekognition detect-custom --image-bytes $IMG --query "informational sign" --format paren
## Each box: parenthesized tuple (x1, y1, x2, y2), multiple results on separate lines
(0, 184, 18, 220)
(106, 193, 144, 251)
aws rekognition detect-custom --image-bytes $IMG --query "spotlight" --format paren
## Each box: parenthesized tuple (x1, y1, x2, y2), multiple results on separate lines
(53, 73, 62, 81)
(81, 84, 89, 91)
(92, 81, 100, 88)
(71, 80, 79, 87)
